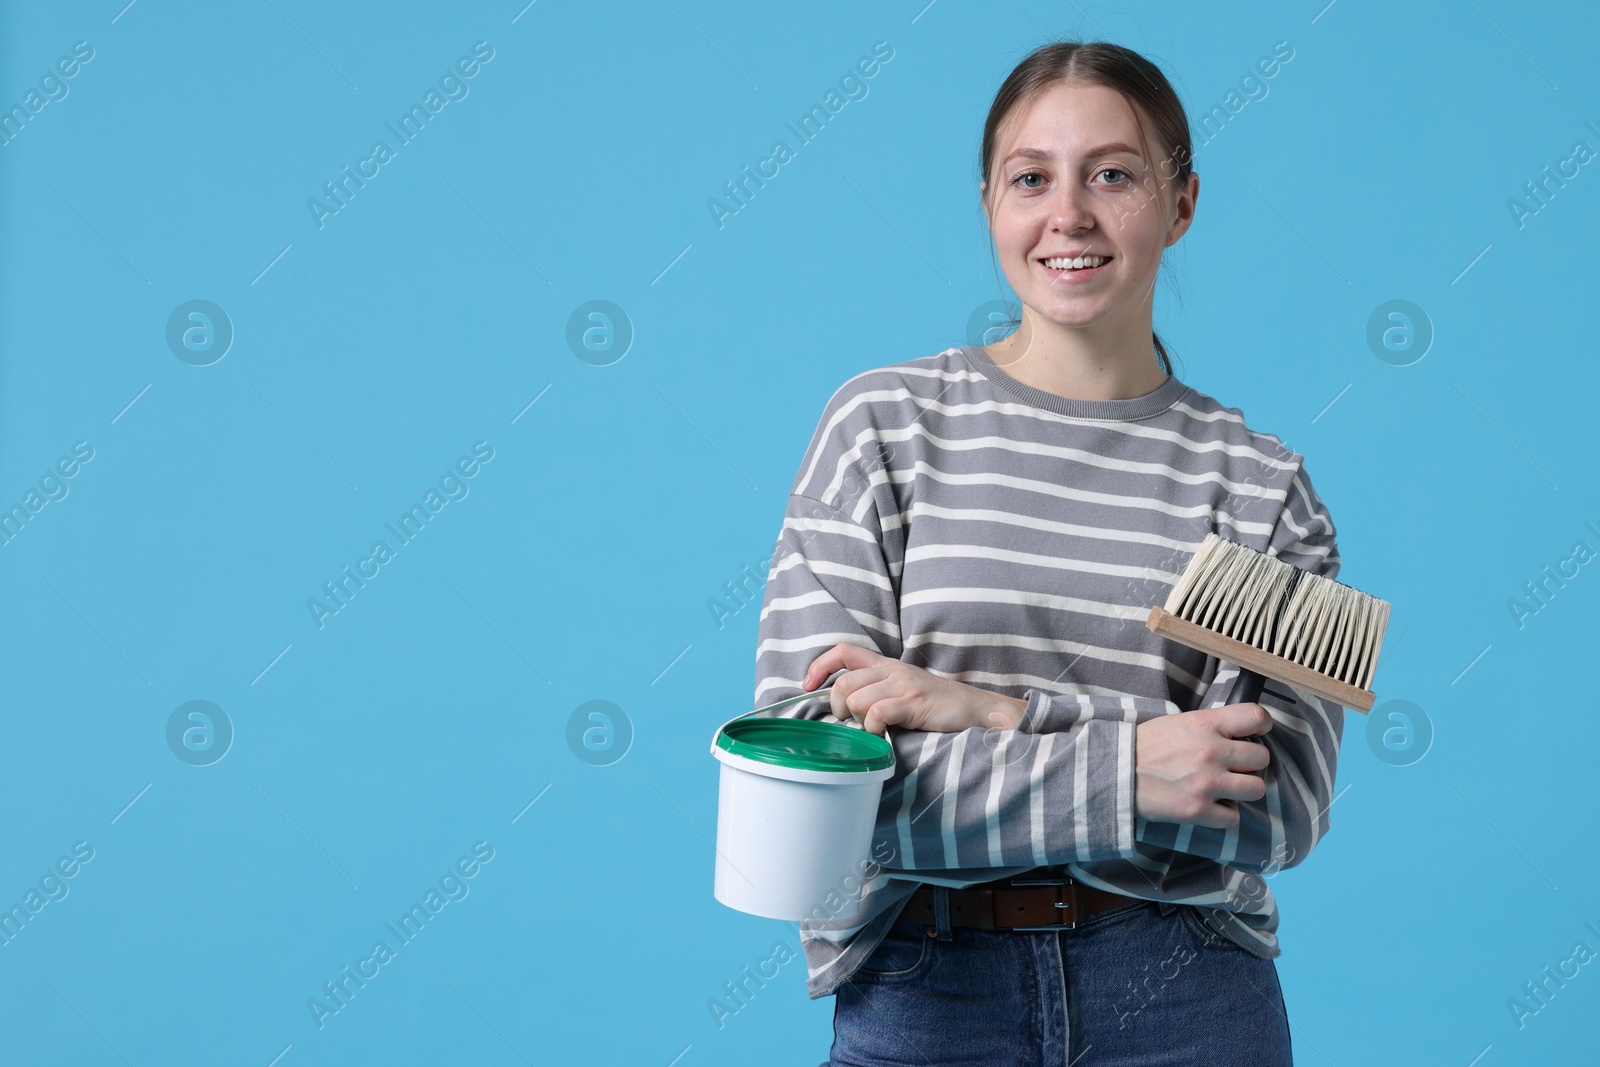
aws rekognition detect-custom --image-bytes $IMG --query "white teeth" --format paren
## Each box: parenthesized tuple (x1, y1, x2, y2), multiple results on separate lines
(1043, 255, 1108, 270)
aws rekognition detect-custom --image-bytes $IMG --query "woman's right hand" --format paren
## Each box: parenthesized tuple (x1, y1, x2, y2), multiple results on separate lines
(1134, 704, 1273, 829)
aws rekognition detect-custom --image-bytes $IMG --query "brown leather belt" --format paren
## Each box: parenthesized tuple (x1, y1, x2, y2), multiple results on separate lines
(899, 873, 1147, 932)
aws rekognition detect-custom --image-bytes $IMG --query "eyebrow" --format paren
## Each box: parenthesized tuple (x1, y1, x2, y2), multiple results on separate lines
(1002, 141, 1144, 166)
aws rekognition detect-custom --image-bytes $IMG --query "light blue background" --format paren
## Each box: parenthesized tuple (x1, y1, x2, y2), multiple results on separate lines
(2, 1, 1596, 1064)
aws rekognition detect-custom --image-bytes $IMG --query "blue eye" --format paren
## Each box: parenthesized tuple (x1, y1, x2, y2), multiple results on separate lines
(1008, 167, 1131, 189)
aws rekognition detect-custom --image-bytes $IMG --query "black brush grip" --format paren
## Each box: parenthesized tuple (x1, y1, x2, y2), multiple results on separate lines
(1232, 667, 1269, 749)
(1234, 666, 1267, 708)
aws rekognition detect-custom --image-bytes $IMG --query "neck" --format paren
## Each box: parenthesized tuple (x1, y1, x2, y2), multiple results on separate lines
(984, 308, 1168, 402)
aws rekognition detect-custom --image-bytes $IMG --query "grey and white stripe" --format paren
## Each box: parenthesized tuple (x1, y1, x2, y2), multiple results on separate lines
(753, 344, 1344, 1001)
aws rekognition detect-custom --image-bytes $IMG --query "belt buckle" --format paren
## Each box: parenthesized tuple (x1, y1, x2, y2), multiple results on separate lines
(1004, 876, 1080, 932)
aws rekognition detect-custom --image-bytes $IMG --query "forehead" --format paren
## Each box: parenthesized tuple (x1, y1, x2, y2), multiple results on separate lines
(994, 80, 1147, 163)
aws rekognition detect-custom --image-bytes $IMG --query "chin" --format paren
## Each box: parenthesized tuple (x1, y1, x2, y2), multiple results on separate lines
(1026, 297, 1111, 328)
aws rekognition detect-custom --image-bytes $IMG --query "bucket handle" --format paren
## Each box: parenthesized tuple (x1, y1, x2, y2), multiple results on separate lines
(713, 686, 897, 746)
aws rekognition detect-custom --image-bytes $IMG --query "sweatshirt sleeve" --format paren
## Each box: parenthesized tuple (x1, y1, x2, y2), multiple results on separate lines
(1010, 458, 1346, 879)
(751, 398, 1143, 872)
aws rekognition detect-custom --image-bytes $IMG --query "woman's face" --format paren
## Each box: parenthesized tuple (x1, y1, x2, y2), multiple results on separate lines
(981, 80, 1197, 337)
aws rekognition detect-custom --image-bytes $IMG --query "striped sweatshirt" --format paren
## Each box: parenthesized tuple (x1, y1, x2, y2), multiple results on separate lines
(751, 343, 1345, 1001)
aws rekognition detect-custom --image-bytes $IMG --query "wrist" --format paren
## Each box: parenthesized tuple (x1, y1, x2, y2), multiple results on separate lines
(979, 694, 1028, 730)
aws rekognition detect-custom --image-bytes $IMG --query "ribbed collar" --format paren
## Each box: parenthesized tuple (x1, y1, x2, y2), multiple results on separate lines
(959, 343, 1190, 421)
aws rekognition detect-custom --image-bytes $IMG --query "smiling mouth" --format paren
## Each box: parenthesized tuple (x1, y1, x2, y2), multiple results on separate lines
(1038, 255, 1112, 278)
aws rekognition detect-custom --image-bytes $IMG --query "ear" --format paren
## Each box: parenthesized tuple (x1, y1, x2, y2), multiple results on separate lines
(1164, 171, 1200, 247)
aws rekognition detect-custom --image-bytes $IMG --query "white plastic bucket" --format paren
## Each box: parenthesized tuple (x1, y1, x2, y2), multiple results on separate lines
(709, 690, 895, 921)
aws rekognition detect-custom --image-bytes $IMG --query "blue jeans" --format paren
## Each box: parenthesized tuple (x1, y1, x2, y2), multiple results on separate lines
(827, 896, 1293, 1066)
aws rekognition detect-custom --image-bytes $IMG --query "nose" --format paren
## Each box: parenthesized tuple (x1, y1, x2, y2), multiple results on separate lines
(1048, 182, 1096, 233)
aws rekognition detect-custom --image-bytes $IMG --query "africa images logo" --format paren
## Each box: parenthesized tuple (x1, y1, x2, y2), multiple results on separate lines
(306, 41, 495, 230)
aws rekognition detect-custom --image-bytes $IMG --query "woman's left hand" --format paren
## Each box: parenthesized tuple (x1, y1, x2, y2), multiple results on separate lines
(800, 643, 1026, 737)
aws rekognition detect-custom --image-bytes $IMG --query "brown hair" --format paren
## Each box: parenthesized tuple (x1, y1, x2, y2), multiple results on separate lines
(978, 40, 1194, 378)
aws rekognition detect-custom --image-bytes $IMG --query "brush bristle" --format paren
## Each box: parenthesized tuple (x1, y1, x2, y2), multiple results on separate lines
(1163, 532, 1391, 691)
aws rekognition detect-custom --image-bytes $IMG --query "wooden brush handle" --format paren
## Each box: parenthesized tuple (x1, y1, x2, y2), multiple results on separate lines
(1146, 606, 1375, 714)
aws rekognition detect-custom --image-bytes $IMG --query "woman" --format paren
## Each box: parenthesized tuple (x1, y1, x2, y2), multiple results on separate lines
(753, 40, 1341, 1066)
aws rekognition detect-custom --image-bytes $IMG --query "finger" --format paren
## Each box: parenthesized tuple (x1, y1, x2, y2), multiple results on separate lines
(1225, 737, 1272, 773)
(1215, 702, 1272, 739)
(803, 645, 846, 690)
(1217, 770, 1268, 805)
(843, 678, 904, 721)
(829, 684, 852, 723)
(804, 642, 886, 689)
(837, 667, 892, 696)
(829, 668, 891, 721)
(859, 697, 914, 737)
(1195, 800, 1242, 830)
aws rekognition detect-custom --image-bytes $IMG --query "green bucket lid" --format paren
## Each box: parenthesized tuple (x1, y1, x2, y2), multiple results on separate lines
(715, 716, 894, 774)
